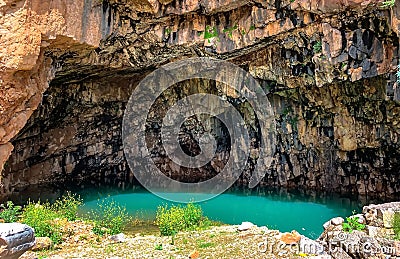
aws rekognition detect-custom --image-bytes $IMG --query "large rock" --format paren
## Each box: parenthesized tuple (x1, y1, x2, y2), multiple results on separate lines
(320, 202, 400, 259)
(279, 231, 301, 245)
(0, 223, 35, 259)
(237, 222, 255, 231)
(0, 0, 108, 183)
(31, 237, 52, 251)
(363, 202, 400, 228)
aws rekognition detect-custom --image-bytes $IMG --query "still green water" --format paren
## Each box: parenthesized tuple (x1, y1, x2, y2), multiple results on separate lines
(79, 188, 359, 239)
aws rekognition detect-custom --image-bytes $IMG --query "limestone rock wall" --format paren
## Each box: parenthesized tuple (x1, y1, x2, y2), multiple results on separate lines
(0, 0, 399, 199)
(0, 0, 111, 173)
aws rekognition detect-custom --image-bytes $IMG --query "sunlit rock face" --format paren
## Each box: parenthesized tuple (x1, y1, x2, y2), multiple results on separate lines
(0, 0, 399, 199)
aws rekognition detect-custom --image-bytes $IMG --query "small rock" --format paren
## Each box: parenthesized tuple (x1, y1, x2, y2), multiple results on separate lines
(32, 237, 52, 251)
(323, 220, 331, 230)
(237, 222, 255, 231)
(366, 225, 380, 237)
(382, 210, 394, 228)
(279, 231, 301, 245)
(300, 236, 324, 255)
(330, 246, 352, 259)
(189, 250, 199, 259)
(109, 233, 125, 243)
(331, 217, 344, 226)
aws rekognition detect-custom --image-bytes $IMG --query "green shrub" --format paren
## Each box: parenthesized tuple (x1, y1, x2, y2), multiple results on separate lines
(342, 212, 366, 233)
(20, 201, 63, 244)
(156, 203, 210, 236)
(380, 0, 395, 8)
(313, 41, 322, 53)
(0, 201, 22, 223)
(86, 198, 131, 236)
(199, 25, 218, 43)
(393, 212, 400, 240)
(51, 192, 82, 221)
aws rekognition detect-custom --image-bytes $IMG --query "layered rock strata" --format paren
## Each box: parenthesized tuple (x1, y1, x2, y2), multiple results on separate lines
(0, 0, 399, 198)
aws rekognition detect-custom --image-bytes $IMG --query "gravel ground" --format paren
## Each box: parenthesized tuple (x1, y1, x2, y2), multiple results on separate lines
(22, 221, 323, 259)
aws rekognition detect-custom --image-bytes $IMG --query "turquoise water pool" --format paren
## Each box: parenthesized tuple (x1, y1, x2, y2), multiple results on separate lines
(79, 188, 359, 239)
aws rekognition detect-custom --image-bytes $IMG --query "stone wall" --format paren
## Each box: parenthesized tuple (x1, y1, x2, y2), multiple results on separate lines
(0, 0, 399, 199)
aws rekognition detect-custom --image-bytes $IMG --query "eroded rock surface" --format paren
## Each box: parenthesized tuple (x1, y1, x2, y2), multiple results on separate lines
(319, 202, 400, 259)
(0, 0, 399, 198)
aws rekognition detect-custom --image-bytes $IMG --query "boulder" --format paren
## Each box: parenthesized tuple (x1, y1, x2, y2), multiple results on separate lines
(237, 222, 255, 231)
(279, 231, 301, 245)
(331, 217, 344, 226)
(363, 202, 400, 227)
(0, 223, 35, 259)
(324, 217, 345, 230)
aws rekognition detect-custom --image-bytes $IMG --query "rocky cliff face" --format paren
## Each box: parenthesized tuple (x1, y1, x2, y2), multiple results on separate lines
(0, 0, 110, 176)
(0, 0, 399, 199)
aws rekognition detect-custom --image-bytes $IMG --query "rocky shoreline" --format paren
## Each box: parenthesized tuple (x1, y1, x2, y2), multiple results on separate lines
(2, 202, 395, 259)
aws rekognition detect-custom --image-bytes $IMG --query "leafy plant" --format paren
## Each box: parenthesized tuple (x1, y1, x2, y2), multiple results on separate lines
(156, 203, 210, 236)
(393, 212, 400, 240)
(380, 0, 395, 8)
(86, 198, 132, 236)
(0, 201, 22, 223)
(342, 212, 366, 233)
(21, 201, 63, 244)
(223, 24, 238, 38)
(199, 25, 218, 43)
(313, 41, 322, 53)
(155, 243, 163, 250)
(52, 192, 82, 221)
